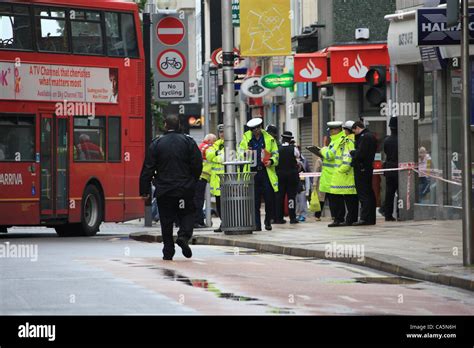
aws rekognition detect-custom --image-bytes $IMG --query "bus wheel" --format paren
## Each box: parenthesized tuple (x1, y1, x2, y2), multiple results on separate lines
(80, 185, 104, 236)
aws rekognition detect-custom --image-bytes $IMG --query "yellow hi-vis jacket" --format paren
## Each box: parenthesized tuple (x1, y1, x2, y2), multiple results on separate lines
(319, 131, 345, 194)
(238, 130, 279, 193)
(330, 134, 357, 195)
(206, 138, 225, 197)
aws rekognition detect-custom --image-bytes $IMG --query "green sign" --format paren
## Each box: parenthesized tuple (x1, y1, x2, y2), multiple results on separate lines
(261, 73, 294, 89)
(232, 0, 240, 27)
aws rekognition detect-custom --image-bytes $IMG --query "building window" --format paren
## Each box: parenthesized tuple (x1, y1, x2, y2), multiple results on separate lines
(0, 4, 33, 50)
(71, 10, 103, 55)
(35, 7, 69, 53)
(0, 115, 35, 162)
(73, 117, 105, 161)
(108, 117, 121, 162)
(105, 12, 138, 58)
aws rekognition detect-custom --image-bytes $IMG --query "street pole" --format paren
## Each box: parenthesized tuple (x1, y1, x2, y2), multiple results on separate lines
(461, 0, 474, 266)
(222, 0, 236, 173)
(144, 3, 153, 228)
(203, 62, 212, 227)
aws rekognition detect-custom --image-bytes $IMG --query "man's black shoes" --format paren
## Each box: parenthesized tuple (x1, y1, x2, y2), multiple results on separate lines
(352, 221, 376, 226)
(328, 221, 347, 228)
(176, 238, 192, 258)
(265, 224, 272, 231)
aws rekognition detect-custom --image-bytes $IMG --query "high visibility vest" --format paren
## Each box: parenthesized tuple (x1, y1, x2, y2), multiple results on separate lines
(330, 134, 357, 195)
(199, 142, 213, 182)
(206, 139, 225, 197)
(319, 131, 345, 194)
(238, 130, 279, 193)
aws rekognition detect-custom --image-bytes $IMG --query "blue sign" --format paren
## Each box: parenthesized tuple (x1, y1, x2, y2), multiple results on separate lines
(234, 68, 247, 91)
(417, 8, 474, 46)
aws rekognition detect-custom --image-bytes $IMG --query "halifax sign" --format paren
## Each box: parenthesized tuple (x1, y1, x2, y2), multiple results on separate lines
(417, 8, 474, 46)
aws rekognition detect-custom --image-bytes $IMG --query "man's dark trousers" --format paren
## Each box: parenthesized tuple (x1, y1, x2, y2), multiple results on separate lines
(254, 169, 274, 228)
(193, 179, 207, 225)
(276, 172, 298, 221)
(327, 193, 345, 223)
(344, 194, 359, 225)
(355, 168, 376, 224)
(157, 194, 195, 258)
(384, 172, 398, 220)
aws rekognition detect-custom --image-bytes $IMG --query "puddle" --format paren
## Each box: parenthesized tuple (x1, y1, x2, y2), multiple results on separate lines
(355, 277, 420, 285)
(159, 267, 295, 314)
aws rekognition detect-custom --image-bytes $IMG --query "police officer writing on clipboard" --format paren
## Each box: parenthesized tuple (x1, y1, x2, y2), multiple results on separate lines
(139, 115, 203, 260)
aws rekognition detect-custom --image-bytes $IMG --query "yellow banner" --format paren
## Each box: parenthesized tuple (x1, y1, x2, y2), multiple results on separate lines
(240, 0, 291, 57)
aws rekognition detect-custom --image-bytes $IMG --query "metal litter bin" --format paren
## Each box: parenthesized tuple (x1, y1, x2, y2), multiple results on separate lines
(219, 168, 256, 235)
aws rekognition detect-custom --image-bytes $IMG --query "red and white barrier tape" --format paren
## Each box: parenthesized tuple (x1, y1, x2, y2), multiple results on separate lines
(300, 166, 471, 188)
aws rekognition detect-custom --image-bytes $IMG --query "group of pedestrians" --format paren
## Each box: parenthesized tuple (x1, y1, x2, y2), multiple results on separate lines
(138, 114, 398, 260)
(315, 118, 400, 227)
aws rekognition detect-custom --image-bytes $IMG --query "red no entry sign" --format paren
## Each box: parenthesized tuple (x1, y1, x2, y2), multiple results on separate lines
(156, 17, 185, 46)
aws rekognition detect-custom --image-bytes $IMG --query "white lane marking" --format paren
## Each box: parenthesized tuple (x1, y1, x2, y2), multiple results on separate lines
(339, 295, 360, 303)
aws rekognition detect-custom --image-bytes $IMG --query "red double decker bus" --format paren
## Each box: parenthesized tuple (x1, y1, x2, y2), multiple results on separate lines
(0, 0, 145, 236)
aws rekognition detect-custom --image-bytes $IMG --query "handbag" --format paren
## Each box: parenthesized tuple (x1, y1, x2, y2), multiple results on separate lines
(308, 189, 321, 213)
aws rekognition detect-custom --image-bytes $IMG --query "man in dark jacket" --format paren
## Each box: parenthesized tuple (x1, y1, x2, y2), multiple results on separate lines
(351, 121, 377, 226)
(140, 115, 203, 260)
(275, 131, 300, 224)
(383, 117, 399, 222)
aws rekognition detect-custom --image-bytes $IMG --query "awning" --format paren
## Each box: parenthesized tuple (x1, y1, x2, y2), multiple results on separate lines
(327, 44, 390, 84)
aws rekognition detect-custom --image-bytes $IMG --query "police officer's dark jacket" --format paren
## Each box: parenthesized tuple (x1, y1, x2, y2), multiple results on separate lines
(139, 130, 203, 198)
(383, 133, 398, 169)
(277, 143, 298, 175)
(352, 128, 377, 170)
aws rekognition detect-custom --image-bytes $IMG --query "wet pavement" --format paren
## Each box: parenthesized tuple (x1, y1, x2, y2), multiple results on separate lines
(1, 224, 474, 315)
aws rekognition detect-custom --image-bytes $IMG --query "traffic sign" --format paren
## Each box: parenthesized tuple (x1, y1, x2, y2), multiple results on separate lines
(157, 49, 186, 78)
(152, 13, 190, 101)
(158, 81, 185, 99)
(156, 17, 185, 46)
(211, 48, 241, 67)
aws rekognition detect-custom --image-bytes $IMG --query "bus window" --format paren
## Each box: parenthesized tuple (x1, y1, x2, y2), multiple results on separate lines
(0, 4, 33, 50)
(35, 7, 69, 53)
(73, 117, 106, 162)
(108, 117, 121, 162)
(71, 10, 104, 55)
(0, 115, 35, 162)
(105, 12, 138, 58)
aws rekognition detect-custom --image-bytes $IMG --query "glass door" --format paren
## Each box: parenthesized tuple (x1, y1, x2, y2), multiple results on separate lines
(40, 114, 68, 218)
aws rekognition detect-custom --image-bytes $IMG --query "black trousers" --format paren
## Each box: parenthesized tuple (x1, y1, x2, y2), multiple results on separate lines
(193, 179, 207, 225)
(384, 172, 399, 219)
(355, 168, 376, 224)
(327, 193, 345, 223)
(344, 194, 359, 225)
(314, 200, 325, 219)
(254, 170, 274, 228)
(157, 194, 195, 258)
(276, 172, 298, 221)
